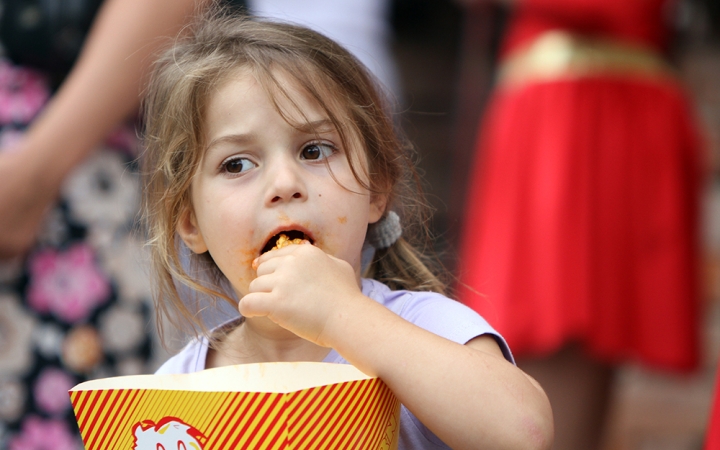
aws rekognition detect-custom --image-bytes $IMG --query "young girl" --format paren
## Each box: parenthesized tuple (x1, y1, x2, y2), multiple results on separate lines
(142, 8, 553, 449)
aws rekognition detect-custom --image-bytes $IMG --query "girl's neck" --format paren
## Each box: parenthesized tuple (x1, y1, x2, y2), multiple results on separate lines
(205, 316, 331, 369)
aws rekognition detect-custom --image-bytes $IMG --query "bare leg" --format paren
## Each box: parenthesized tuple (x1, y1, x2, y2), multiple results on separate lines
(518, 345, 615, 450)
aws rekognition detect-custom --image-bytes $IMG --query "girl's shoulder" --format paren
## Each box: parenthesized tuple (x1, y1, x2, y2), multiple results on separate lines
(362, 278, 486, 321)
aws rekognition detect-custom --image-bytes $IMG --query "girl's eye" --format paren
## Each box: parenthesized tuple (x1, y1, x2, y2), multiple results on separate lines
(221, 157, 256, 174)
(301, 142, 335, 161)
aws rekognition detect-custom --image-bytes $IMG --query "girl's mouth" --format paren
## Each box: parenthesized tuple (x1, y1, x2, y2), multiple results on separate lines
(260, 230, 313, 255)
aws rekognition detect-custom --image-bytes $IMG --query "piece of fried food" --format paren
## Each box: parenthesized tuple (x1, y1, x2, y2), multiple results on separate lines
(272, 234, 304, 251)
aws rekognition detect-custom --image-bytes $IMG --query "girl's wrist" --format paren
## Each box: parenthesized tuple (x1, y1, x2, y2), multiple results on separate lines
(21, 121, 99, 191)
(321, 295, 397, 375)
(316, 293, 368, 348)
(11, 140, 70, 197)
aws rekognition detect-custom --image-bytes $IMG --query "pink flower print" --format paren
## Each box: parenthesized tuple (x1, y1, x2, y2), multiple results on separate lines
(33, 368, 75, 415)
(27, 244, 111, 323)
(0, 61, 50, 124)
(8, 415, 81, 450)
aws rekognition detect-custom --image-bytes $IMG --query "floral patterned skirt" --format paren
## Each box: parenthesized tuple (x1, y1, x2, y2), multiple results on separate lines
(0, 59, 157, 448)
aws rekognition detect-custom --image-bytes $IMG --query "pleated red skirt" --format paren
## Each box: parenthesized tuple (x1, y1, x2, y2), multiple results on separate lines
(457, 74, 703, 372)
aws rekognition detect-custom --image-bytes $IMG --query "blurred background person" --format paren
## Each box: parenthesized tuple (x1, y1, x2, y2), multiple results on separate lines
(453, 0, 709, 448)
(0, 0, 212, 446)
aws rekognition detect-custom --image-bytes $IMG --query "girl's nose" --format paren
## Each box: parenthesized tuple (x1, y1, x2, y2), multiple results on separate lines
(265, 158, 307, 205)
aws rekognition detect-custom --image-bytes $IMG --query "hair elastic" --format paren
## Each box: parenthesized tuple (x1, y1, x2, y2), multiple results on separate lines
(366, 210, 402, 250)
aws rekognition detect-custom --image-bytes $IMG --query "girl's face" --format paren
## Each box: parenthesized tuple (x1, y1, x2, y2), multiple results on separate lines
(177, 68, 385, 297)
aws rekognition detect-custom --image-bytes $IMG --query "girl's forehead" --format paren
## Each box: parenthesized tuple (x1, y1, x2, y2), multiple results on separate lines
(201, 64, 368, 166)
(208, 65, 350, 132)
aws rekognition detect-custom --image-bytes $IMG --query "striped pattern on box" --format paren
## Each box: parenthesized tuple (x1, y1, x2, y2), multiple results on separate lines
(70, 377, 400, 449)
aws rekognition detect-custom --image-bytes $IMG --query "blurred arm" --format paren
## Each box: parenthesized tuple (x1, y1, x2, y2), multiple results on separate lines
(0, 0, 208, 258)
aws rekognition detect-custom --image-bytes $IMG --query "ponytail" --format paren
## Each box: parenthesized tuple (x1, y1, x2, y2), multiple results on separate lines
(364, 237, 447, 295)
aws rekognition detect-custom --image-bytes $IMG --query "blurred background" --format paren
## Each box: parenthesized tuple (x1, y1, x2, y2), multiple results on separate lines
(391, 1, 720, 448)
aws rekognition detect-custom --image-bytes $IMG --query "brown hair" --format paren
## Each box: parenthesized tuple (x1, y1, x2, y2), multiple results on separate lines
(141, 6, 447, 338)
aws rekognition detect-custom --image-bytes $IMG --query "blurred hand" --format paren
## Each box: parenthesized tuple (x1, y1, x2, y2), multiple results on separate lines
(0, 149, 59, 259)
(241, 242, 368, 347)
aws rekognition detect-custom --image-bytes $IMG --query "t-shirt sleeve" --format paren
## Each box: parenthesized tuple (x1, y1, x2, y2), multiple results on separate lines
(386, 290, 516, 448)
(397, 291, 515, 364)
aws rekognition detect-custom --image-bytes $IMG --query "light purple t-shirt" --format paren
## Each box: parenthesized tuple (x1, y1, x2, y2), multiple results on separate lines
(156, 278, 514, 449)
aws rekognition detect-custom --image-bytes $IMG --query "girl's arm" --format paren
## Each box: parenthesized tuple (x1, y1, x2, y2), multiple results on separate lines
(245, 245, 554, 450)
(323, 295, 554, 450)
(0, 0, 207, 258)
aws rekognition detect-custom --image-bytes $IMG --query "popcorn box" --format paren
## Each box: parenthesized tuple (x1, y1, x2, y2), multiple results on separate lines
(70, 362, 400, 450)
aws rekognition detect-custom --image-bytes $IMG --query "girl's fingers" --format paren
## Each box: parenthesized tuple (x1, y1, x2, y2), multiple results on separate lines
(253, 256, 282, 277)
(238, 292, 269, 318)
(252, 250, 284, 271)
(252, 246, 315, 276)
(248, 272, 276, 293)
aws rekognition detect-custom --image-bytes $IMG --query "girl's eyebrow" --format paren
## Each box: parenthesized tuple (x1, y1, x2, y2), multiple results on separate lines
(296, 119, 336, 134)
(206, 133, 254, 151)
(205, 119, 336, 152)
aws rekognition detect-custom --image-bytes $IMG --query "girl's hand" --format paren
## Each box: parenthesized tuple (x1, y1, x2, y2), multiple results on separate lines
(241, 243, 367, 347)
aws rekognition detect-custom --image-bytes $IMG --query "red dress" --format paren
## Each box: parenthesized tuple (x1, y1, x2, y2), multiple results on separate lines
(457, 0, 703, 371)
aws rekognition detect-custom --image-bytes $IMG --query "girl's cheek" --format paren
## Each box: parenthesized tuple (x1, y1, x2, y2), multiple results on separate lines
(234, 252, 259, 295)
(214, 244, 258, 297)
(222, 260, 255, 298)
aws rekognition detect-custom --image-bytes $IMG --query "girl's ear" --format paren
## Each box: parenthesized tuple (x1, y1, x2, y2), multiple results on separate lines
(176, 207, 208, 254)
(369, 193, 388, 224)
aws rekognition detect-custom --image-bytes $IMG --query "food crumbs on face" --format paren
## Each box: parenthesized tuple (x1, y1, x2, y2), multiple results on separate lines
(272, 234, 304, 251)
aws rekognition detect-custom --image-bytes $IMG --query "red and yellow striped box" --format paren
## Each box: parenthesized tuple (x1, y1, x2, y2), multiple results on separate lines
(70, 362, 400, 450)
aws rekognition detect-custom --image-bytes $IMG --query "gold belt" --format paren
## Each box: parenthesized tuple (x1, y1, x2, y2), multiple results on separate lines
(497, 31, 675, 87)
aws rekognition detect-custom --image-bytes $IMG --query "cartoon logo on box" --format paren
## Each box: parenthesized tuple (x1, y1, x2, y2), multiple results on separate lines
(132, 417, 207, 450)
(380, 414, 398, 450)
